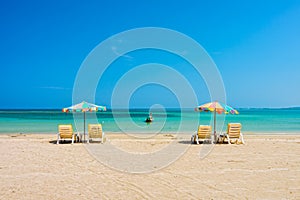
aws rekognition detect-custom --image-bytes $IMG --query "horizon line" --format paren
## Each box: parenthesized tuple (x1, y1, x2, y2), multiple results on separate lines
(0, 106, 300, 110)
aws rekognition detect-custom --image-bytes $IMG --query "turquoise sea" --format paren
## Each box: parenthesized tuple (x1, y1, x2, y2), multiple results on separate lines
(0, 108, 300, 134)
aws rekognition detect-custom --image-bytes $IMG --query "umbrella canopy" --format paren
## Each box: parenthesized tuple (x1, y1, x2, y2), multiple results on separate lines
(195, 101, 238, 114)
(62, 101, 106, 113)
(195, 101, 239, 143)
(62, 101, 106, 142)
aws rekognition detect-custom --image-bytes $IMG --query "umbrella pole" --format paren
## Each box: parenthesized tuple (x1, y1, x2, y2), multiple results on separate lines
(214, 110, 216, 143)
(84, 112, 86, 143)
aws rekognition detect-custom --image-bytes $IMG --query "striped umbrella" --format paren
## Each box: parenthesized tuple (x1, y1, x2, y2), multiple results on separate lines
(195, 101, 239, 142)
(63, 101, 106, 142)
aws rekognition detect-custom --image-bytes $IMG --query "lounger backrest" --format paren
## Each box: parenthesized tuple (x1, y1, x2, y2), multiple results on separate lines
(227, 123, 241, 138)
(197, 125, 212, 139)
(88, 124, 103, 138)
(58, 125, 73, 139)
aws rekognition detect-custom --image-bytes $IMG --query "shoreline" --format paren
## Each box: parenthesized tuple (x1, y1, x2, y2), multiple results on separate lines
(1, 131, 300, 136)
(2, 131, 299, 141)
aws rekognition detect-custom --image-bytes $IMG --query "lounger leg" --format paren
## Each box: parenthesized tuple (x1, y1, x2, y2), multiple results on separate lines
(101, 132, 105, 144)
(196, 135, 199, 145)
(57, 134, 60, 144)
(71, 135, 74, 144)
(75, 133, 80, 143)
(226, 135, 231, 145)
(240, 133, 245, 144)
(78, 133, 82, 143)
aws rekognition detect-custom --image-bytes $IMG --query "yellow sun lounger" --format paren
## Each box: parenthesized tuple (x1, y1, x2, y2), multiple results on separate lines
(87, 124, 105, 143)
(191, 125, 212, 144)
(57, 124, 76, 144)
(218, 123, 245, 144)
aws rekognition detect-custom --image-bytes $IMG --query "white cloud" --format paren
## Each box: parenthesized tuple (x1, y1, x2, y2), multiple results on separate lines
(38, 86, 71, 90)
(111, 46, 133, 59)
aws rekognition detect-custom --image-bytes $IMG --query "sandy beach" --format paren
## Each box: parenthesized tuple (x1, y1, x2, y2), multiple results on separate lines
(0, 133, 299, 199)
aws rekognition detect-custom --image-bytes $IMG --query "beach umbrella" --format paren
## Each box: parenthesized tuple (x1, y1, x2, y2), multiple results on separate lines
(62, 101, 106, 142)
(195, 101, 239, 142)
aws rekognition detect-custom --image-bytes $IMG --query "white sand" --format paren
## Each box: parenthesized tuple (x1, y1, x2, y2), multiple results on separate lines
(0, 133, 299, 199)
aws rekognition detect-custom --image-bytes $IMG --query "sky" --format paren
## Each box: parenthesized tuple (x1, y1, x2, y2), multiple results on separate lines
(0, 0, 300, 109)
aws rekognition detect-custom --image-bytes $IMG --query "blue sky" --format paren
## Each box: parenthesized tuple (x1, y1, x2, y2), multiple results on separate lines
(1, 0, 300, 108)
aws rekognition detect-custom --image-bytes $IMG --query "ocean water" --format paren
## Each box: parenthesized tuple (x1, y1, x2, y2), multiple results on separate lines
(0, 108, 299, 134)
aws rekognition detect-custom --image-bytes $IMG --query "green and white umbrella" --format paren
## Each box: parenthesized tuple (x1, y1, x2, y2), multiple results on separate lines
(63, 101, 106, 141)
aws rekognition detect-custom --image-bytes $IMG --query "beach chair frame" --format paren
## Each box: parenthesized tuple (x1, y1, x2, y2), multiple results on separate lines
(191, 125, 213, 144)
(87, 124, 105, 144)
(219, 123, 245, 144)
(57, 124, 75, 144)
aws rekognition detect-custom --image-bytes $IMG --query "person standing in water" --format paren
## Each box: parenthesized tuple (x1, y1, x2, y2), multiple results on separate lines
(145, 112, 153, 122)
(149, 113, 153, 121)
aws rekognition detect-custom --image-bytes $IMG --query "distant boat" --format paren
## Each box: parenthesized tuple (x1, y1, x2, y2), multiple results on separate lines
(145, 113, 153, 123)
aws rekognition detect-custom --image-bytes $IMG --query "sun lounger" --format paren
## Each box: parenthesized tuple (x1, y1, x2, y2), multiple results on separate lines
(57, 124, 76, 144)
(87, 124, 105, 143)
(191, 125, 212, 144)
(218, 123, 245, 144)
